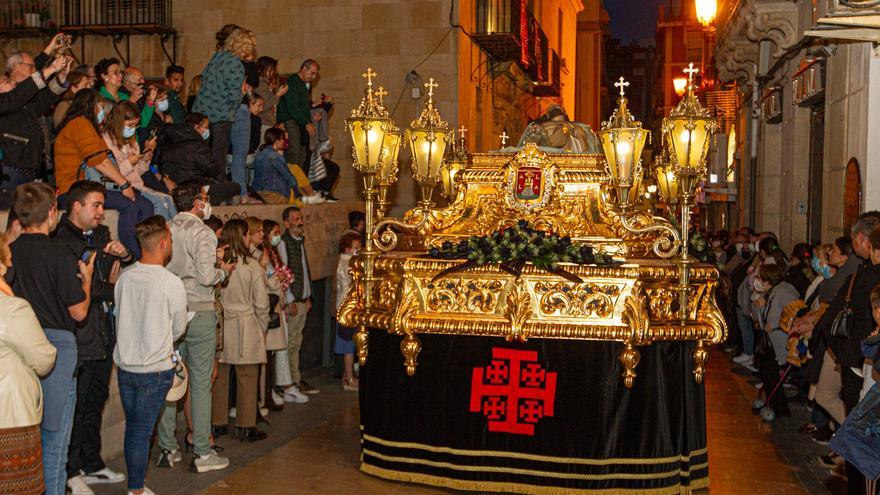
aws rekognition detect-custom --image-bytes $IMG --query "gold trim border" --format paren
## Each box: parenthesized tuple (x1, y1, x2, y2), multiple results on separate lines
(363, 449, 708, 481)
(362, 434, 708, 467)
(361, 463, 711, 495)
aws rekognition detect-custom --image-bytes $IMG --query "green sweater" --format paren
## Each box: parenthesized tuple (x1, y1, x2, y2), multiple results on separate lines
(276, 74, 310, 127)
(99, 86, 155, 128)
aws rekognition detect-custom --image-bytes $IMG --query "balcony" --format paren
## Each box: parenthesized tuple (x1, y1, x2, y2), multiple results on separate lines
(473, 0, 549, 83)
(533, 49, 560, 97)
(61, 0, 173, 35)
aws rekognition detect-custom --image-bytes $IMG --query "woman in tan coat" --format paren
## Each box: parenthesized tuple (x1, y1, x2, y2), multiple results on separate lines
(0, 233, 58, 494)
(211, 219, 270, 443)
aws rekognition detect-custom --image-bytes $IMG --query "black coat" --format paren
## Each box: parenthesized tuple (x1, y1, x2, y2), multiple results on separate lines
(818, 259, 880, 368)
(157, 123, 224, 184)
(52, 215, 120, 361)
(0, 53, 64, 172)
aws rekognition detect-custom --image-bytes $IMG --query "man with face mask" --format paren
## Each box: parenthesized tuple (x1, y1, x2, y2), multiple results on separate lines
(157, 180, 235, 473)
(8, 181, 94, 495)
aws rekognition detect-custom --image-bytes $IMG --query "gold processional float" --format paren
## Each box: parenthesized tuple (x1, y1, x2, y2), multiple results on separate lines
(338, 64, 727, 389)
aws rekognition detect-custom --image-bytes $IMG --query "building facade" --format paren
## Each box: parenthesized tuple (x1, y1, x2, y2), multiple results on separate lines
(1, 0, 587, 214)
(715, 0, 880, 248)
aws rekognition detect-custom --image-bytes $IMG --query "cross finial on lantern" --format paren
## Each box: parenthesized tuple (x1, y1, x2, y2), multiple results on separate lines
(614, 76, 630, 97)
(458, 125, 467, 139)
(684, 63, 699, 84)
(425, 77, 439, 98)
(500, 131, 509, 146)
(362, 67, 377, 87)
(375, 86, 388, 104)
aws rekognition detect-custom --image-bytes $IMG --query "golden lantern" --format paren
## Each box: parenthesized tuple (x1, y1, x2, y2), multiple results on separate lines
(655, 163, 680, 207)
(695, 0, 718, 27)
(661, 63, 718, 200)
(440, 127, 467, 200)
(673, 77, 688, 97)
(406, 77, 449, 208)
(598, 77, 649, 209)
(376, 127, 401, 217)
(346, 69, 393, 175)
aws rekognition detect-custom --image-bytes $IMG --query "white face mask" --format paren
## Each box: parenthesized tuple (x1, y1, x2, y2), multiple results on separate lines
(199, 200, 212, 220)
(735, 242, 743, 254)
(270, 235, 281, 247)
(753, 278, 766, 293)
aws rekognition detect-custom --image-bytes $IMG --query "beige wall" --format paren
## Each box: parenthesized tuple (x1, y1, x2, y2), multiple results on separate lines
(574, 0, 608, 128)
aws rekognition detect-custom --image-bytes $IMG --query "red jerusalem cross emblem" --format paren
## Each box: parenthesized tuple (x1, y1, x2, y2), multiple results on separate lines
(469, 348, 557, 436)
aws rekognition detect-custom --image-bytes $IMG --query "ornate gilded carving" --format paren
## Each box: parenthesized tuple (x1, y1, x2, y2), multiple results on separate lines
(401, 333, 422, 377)
(533, 281, 620, 318)
(504, 279, 533, 342)
(426, 279, 504, 314)
(619, 343, 641, 389)
(692, 340, 709, 384)
(341, 147, 728, 386)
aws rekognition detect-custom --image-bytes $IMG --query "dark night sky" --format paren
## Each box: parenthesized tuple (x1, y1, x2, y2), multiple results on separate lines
(605, 0, 667, 45)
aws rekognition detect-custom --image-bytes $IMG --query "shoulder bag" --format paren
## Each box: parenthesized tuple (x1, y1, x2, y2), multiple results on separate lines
(830, 273, 857, 339)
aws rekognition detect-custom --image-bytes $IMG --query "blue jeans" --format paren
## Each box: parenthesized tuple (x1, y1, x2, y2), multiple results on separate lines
(41, 329, 78, 495)
(118, 368, 174, 491)
(104, 190, 154, 258)
(140, 189, 177, 220)
(230, 104, 251, 196)
(736, 307, 755, 356)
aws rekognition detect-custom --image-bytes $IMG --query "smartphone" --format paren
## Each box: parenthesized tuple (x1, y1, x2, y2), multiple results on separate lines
(80, 248, 96, 263)
(149, 127, 159, 139)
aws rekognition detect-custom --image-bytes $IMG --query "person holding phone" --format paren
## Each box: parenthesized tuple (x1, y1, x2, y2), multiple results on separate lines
(55, 89, 154, 258)
(52, 180, 132, 494)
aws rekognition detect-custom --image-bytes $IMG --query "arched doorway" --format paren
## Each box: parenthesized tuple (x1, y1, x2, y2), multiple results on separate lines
(844, 158, 862, 229)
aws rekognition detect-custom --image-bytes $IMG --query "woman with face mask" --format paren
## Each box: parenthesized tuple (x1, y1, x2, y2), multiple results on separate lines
(259, 220, 294, 410)
(101, 100, 177, 220)
(54, 88, 155, 257)
(753, 263, 800, 418)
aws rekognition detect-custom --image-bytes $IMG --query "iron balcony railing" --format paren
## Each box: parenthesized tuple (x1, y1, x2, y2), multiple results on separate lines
(61, 0, 172, 32)
(473, 0, 549, 83)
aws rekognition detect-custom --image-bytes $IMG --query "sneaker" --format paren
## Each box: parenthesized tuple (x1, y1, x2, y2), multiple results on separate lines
(229, 406, 237, 419)
(819, 452, 843, 468)
(156, 448, 183, 468)
(83, 467, 125, 484)
(743, 362, 758, 373)
(298, 380, 319, 394)
(301, 194, 325, 205)
(733, 353, 753, 364)
(271, 389, 285, 405)
(127, 487, 155, 495)
(259, 407, 269, 417)
(67, 474, 95, 495)
(283, 384, 309, 403)
(191, 451, 230, 473)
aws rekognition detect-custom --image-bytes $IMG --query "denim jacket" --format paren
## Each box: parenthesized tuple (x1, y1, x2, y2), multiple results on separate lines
(253, 147, 299, 199)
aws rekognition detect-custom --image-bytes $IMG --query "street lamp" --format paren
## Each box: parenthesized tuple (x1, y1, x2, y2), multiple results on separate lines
(695, 0, 717, 27)
(673, 77, 688, 98)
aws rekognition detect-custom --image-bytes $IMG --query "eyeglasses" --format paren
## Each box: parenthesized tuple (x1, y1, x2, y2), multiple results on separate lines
(18, 62, 35, 69)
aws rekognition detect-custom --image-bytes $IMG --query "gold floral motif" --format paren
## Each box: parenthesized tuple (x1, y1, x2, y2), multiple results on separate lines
(425, 279, 504, 314)
(504, 279, 533, 342)
(533, 281, 620, 318)
(645, 287, 676, 320)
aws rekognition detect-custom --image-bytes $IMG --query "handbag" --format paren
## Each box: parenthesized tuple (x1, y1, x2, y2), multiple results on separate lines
(830, 273, 858, 339)
(165, 350, 189, 401)
(268, 293, 281, 330)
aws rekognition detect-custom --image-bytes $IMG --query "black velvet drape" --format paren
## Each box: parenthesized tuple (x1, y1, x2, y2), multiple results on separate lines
(359, 330, 709, 494)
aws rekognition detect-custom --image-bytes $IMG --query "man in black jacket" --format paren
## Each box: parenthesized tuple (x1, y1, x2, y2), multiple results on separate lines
(0, 40, 72, 188)
(157, 112, 241, 205)
(52, 181, 132, 492)
(816, 211, 880, 493)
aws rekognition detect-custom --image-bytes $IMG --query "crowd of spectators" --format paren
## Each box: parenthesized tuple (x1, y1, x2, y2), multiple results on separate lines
(708, 216, 880, 494)
(0, 24, 354, 495)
